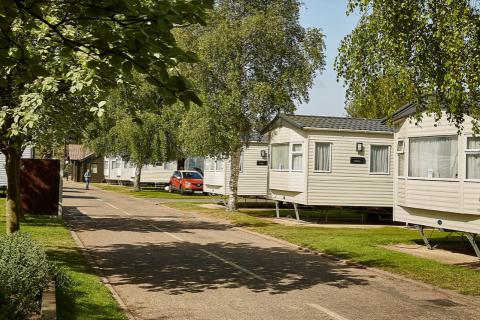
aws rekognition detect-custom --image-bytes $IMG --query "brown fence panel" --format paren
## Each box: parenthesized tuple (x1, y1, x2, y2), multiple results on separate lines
(20, 159, 60, 215)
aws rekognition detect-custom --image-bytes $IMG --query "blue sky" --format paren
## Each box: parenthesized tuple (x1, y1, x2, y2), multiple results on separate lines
(297, 0, 359, 116)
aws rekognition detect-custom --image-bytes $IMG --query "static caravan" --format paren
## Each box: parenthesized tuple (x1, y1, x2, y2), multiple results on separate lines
(103, 157, 204, 185)
(203, 142, 269, 197)
(264, 114, 394, 218)
(391, 104, 480, 257)
(0, 147, 34, 187)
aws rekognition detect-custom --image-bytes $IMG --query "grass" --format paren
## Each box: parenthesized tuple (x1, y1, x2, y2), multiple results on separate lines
(164, 201, 480, 296)
(93, 183, 211, 199)
(0, 201, 126, 320)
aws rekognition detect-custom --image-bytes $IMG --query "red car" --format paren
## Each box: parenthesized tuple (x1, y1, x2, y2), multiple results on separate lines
(168, 170, 204, 195)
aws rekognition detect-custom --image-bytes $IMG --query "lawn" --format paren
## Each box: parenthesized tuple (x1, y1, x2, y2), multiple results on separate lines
(0, 200, 126, 320)
(164, 201, 480, 296)
(93, 183, 211, 199)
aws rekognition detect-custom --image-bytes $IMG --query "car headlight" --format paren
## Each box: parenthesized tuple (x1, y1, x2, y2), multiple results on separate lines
(185, 181, 192, 186)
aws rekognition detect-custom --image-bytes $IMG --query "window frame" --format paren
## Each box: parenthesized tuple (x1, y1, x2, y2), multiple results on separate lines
(239, 149, 244, 173)
(270, 143, 290, 171)
(396, 140, 405, 153)
(369, 144, 391, 175)
(313, 142, 332, 173)
(215, 159, 224, 171)
(396, 139, 405, 178)
(465, 135, 480, 182)
(290, 143, 304, 172)
(407, 135, 459, 181)
(164, 161, 176, 171)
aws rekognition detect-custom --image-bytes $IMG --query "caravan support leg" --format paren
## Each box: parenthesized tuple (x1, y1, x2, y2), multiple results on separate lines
(293, 203, 300, 222)
(465, 233, 480, 258)
(275, 201, 280, 219)
(416, 225, 433, 250)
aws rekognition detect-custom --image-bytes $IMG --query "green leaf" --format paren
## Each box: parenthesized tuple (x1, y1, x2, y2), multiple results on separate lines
(121, 61, 132, 74)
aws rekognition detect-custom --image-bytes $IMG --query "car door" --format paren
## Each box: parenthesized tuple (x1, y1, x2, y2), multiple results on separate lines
(170, 171, 180, 190)
(177, 171, 184, 189)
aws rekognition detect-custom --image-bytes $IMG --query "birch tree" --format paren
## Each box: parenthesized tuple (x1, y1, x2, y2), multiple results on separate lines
(0, 0, 211, 233)
(177, 0, 326, 211)
(336, 0, 480, 128)
(87, 77, 183, 191)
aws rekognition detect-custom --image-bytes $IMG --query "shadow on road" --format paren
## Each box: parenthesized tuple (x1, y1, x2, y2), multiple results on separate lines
(64, 206, 232, 233)
(77, 240, 374, 296)
(61, 188, 375, 297)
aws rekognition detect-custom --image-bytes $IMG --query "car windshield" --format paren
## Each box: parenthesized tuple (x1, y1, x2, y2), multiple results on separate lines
(183, 171, 202, 179)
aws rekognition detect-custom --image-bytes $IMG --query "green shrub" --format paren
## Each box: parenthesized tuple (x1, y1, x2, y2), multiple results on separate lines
(0, 232, 54, 319)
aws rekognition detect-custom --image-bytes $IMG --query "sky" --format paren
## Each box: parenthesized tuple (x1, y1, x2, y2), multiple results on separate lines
(297, 0, 360, 117)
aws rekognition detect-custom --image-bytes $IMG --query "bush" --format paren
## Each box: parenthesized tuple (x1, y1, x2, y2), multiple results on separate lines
(0, 232, 54, 319)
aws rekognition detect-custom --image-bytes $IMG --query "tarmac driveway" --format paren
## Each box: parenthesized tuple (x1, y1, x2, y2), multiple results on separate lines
(62, 182, 480, 320)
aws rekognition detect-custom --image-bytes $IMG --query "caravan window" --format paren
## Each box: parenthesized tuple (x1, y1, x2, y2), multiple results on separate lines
(314, 143, 331, 172)
(164, 161, 176, 171)
(111, 160, 116, 169)
(408, 136, 458, 179)
(216, 159, 224, 171)
(271, 144, 289, 170)
(239, 150, 244, 172)
(205, 158, 215, 171)
(291, 144, 303, 171)
(370, 145, 390, 174)
(466, 137, 480, 180)
(398, 153, 405, 177)
(397, 140, 405, 177)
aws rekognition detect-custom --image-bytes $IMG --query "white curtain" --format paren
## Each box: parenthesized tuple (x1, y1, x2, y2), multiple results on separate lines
(292, 154, 302, 170)
(466, 137, 480, 179)
(397, 153, 405, 176)
(164, 161, 176, 171)
(271, 144, 289, 170)
(315, 143, 331, 171)
(409, 136, 458, 178)
(205, 158, 215, 171)
(291, 144, 303, 170)
(239, 150, 244, 172)
(370, 145, 389, 173)
(216, 159, 224, 171)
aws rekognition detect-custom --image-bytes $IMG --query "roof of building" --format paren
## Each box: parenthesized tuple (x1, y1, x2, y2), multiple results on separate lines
(264, 114, 393, 133)
(390, 102, 417, 122)
(67, 144, 94, 161)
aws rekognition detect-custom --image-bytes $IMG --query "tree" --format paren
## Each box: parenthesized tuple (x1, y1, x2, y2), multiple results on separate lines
(335, 0, 480, 128)
(0, 0, 212, 233)
(176, 0, 326, 211)
(345, 76, 415, 119)
(87, 75, 183, 191)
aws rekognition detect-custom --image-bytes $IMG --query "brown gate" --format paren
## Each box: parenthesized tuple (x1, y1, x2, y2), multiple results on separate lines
(20, 159, 60, 215)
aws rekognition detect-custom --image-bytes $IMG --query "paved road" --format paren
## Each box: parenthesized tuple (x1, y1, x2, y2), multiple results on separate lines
(62, 182, 480, 320)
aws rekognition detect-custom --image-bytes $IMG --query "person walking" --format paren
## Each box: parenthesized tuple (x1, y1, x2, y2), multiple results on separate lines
(84, 169, 92, 190)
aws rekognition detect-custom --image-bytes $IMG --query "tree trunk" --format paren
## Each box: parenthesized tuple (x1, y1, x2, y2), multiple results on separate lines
(5, 148, 22, 234)
(226, 148, 242, 212)
(133, 164, 143, 192)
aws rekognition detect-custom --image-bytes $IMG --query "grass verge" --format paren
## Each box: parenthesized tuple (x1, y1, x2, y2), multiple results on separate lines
(165, 201, 480, 296)
(93, 183, 211, 199)
(0, 200, 126, 320)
